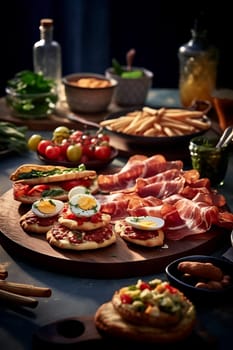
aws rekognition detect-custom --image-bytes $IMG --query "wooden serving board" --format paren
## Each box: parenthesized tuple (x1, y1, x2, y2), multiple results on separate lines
(0, 190, 228, 278)
(32, 315, 216, 348)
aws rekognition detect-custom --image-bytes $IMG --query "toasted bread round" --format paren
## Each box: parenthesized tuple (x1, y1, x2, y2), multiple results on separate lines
(20, 210, 59, 235)
(114, 220, 164, 247)
(111, 279, 195, 328)
(95, 301, 196, 343)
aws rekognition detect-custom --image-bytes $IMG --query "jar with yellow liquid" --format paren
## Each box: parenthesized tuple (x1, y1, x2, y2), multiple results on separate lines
(178, 18, 218, 108)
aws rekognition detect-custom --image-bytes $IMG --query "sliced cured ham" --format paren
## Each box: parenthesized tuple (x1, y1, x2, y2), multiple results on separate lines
(97, 154, 168, 192)
(136, 176, 186, 199)
(96, 153, 233, 240)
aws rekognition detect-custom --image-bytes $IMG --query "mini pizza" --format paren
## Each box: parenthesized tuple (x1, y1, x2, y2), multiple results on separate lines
(114, 216, 165, 247)
(46, 222, 116, 251)
(20, 198, 64, 235)
(95, 279, 196, 343)
(46, 187, 116, 251)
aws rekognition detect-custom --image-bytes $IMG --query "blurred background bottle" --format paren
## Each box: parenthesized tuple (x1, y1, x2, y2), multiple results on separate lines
(178, 14, 218, 108)
(33, 18, 62, 96)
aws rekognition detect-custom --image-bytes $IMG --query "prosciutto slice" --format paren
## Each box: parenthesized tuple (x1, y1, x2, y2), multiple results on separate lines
(98, 154, 184, 192)
(97, 153, 233, 240)
(136, 176, 186, 199)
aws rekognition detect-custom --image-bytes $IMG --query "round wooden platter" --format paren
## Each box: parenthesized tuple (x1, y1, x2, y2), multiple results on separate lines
(0, 189, 228, 278)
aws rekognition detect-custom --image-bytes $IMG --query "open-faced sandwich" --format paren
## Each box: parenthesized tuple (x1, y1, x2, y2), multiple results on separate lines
(114, 216, 165, 247)
(94, 278, 196, 343)
(46, 186, 116, 251)
(20, 198, 64, 235)
(10, 163, 98, 204)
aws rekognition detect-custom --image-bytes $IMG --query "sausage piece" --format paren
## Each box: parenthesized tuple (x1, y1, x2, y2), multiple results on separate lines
(177, 261, 223, 281)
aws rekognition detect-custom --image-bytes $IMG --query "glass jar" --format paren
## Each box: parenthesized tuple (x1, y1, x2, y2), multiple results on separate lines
(178, 19, 218, 108)
(33, 18, 62, 95)
(189, 136, 229, 187)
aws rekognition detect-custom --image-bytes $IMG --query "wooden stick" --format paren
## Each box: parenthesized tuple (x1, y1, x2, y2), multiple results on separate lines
(0, 264, 8, 280)
(0, 280, 52, 297)
(0, 289, 38, 308)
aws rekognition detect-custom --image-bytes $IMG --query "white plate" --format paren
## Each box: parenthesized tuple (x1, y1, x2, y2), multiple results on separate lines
(125, 216, 165, 231)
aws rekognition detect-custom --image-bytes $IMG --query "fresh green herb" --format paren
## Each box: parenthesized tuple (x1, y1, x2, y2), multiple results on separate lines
(7, 70, 56, 94)
(42, 189, 65, 197)
(6, 70, 58, 119)
(112, 58, 143, 79)
(18, 164, 87, 179)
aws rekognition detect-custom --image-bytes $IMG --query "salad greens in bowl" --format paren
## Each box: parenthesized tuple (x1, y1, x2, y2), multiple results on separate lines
(5, 70, 58, 119)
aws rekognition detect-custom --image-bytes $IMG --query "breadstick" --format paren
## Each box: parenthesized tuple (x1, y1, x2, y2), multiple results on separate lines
(0, 289, 38, 308)
(143, 127, 157, 136)
(142, 106, 158, 115)
(135, 116, 157, 134)
(184, 117, 210, 129)
(0, 280, 52, 297)
(161, 120, 195, 132)
(0, 264, 8, 280)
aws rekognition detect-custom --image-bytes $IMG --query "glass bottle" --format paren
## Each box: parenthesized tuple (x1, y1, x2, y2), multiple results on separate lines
(178, 18, 218, 108)
(33, 18, 62, 95)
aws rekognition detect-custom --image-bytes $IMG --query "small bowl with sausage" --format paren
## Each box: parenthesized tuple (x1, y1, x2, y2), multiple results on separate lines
(165, 255, 233, 302)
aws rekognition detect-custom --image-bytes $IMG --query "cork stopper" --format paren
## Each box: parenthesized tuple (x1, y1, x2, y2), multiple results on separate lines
(40, 18, 53, 28)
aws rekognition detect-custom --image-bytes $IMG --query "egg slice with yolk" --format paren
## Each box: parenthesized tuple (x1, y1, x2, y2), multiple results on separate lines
(69, 193, 100, 217)
(125, 216, 165, 231)
(68, 185, 90, 200)
(32, 198, 64, 218)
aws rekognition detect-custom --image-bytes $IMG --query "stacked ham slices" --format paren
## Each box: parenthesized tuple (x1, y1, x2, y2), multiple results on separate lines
(97, 154, 233, 240)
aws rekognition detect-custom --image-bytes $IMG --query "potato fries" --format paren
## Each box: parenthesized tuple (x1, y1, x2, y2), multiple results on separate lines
(100, 106, 210, 137)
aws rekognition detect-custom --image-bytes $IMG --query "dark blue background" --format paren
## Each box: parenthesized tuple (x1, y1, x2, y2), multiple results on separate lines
(0, 0, 232, 96)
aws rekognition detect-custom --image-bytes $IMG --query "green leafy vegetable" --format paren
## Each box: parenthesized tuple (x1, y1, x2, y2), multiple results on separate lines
(112, 58, 143, 79)
(6, 70, 58, 119)
(7, 70, 56, 94)
(0, 122, 28, 153)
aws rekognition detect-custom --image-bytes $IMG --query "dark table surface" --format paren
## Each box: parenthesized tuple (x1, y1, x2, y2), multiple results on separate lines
(1, 89, 233, 350)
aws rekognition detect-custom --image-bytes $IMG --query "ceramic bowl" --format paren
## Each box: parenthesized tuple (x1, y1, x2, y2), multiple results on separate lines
(62, 73, 118, 113)
(105, 66, 153, 107)
(165, 255, 233, 302)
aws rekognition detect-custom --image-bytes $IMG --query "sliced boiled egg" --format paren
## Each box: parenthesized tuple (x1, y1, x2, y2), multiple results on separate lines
(68, 185, 91, 200)
(32, 198, 64, 218)
(69, 193, 100, 217)
(125, 216, 165, 231)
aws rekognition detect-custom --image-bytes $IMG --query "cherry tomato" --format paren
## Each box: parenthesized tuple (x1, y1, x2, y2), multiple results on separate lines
(59, 139, 71, 157)
(69, 130, 83, 142)
(120, 294, 132, 304)
(66, 143, 82, 162)
(27, 134, 42, 151)
(53, 126, 70, 135)
(61, 179, 92, 191)
(82, 143, 96, 159)
(97, 133, 110, 143)
(37, 139, 52, 155)
(94, 145, 112, 160)
(45, 145, 61, 160)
